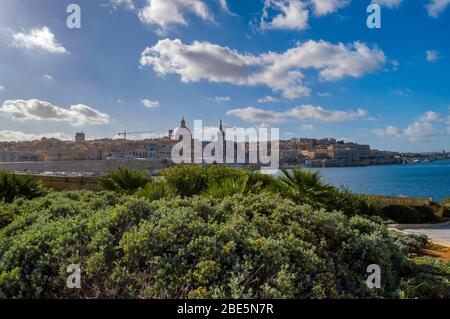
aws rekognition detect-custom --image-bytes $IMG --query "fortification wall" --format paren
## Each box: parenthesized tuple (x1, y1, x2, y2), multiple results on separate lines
(0, 160, 169, 174)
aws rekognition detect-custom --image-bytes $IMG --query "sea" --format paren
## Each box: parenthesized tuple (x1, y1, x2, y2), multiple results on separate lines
(282, 160, 450, 202)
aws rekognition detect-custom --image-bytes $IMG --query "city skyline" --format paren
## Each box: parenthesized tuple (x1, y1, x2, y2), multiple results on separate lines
(0, 0, 450, 152)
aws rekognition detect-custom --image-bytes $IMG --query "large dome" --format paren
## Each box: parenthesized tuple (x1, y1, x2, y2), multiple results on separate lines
(172, 117, 192, 141)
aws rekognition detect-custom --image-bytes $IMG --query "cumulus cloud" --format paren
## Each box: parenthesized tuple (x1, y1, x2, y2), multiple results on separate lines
(427, 0, 450, 17)
(372, 111, 446, 142)
(260, 0, 350, 30)
(300, 124, 315, 131)
(372, 125, 401, 138)
(110, 0, 135, 10)
(12, 27, 67, 54)
(0, 130, 72, 142)
(426, 50, 441, 62)
(213, 96, 231, 103)
(310, 0, 350, 16)
(0, 99, 110, 126)
(0, 85, 4, 92)
(141, 99, 160, 108)
(261, 0, 309, 31)
(418, 111, 442, 122)
(258, 95, 280, 103)
(138, 0, 214, 33)
(141, 38, 386, 99)
(372, 0, 403, 8)
(227, 105, 368, 125)
(43, 74, 53, 81)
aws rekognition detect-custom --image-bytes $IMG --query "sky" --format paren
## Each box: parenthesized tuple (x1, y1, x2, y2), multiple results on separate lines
(0, 0, 449, 152)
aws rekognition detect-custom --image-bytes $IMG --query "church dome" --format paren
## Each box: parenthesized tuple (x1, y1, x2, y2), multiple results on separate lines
(172, 117, 192, 141)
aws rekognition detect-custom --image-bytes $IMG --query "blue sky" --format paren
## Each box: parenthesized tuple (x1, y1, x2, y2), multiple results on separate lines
(0, 0, 449, 152)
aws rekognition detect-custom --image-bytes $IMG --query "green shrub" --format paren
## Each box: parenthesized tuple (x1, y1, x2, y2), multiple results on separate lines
(331, 187, 381, 217)
(0, 191, 447, 299)
(98, 168, 152, 195)
(136, 182, 176, 202)
(381, 205, 438, 224)
(161, 164, 208, 197)
(0, 171, 47, 204)
(400, 257, 450, 299)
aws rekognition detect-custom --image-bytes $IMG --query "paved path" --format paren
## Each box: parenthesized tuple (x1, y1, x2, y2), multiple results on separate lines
(402, 223, 450, 247)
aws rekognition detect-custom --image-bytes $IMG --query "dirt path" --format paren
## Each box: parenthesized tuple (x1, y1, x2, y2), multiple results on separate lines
(420, 244, 450, 262)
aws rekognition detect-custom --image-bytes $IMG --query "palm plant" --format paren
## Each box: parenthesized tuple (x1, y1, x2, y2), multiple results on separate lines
(97, 167, 152, 195)
(274, 168, 336, 208)
(203, 175, 252, 199)
(136, 181, 176, 202)
(0, 171, 47, 203)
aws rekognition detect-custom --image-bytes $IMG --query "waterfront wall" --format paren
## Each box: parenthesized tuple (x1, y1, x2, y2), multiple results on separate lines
(373, 196, 433, 207)
(0, 160, 170, 174)
(29, 175, 100, 191)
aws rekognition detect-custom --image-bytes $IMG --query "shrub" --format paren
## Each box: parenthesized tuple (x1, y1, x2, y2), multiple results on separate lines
(203, 175, 250, 199)
(136, 182, 176, 202)
(161, 164, 208, 197)
(331, 187, 381, 217)
(97, 168, 152, 195)
(381, 205, 438, 224)
(0, 191, 447, 299)
(400, 257, 450, 299)
(0, 171, 47, 204)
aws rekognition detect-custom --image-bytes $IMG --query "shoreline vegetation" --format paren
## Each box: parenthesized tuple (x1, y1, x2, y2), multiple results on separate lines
(0, 166, 449, 299)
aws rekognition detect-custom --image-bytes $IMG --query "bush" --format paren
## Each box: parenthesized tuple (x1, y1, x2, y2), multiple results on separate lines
(136, 182, 176, 202)
(382, 205, 438, 224)
(161, 164, 208, 197)
(0, 191, 447, 299)
(97, 168, 152, 195)
(0, 171, 47, 204)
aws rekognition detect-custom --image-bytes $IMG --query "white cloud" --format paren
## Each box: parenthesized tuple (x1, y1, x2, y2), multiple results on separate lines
(218, 0, 235, 15)
(110, 0, 135, 10)
(12, 27, 67, 54)
(403, 121, 436, 142)
(43, 74, 53, 81)
(310, 0, 350, 16)
(426, 50, 441, 62)
(0, 99, 110, 126)
(258, 95, 280, 103)
(260, 0, 350, 31)
(0, 85, 4, 92)
(0, 130, 72, 142)
(227, 105, 368, 125)
(427, 0, 450, 17)
(419, 111, 442, 122)
(372, 111, 446, 142)
(300, 124, 315, 131)
(213, 96, 230, 103)
(141, 99, 160, 108)
(317, 92, 330, 97)
(372, 0, 403, 8)
(393, 88, 412, 96)
(261, 0, 309, 31)
(138, 0, 213, 33)
(372, 125, 401, 138)
(141, 38, 386, 99)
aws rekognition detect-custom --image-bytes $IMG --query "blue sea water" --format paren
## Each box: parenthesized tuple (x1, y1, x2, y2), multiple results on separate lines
(288, 160, 450, 202)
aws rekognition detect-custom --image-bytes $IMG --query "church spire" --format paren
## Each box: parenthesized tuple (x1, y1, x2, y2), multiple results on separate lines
(181, 116, 186, 128)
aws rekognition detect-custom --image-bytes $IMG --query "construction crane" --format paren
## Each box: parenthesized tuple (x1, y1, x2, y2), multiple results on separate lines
(117, 130, 154, 141)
